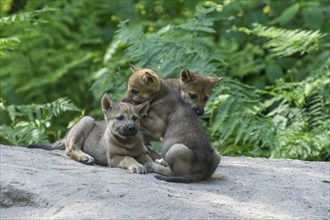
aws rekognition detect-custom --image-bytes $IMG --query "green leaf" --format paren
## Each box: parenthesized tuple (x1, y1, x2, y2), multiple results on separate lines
(266, 64, 283, 83)
(270, 3, 300, 25)
(302, 6, 324, 29)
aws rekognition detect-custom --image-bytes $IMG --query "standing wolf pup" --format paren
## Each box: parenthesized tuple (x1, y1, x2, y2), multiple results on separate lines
(27, 93, 152, 174)
(123, 65, 221, 183)
(165, 69, 223, 116)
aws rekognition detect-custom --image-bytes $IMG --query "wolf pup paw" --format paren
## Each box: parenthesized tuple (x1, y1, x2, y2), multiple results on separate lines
(129, 164, 147, 174)
(144, 162, 155, 172)
(143, 145, 150, 154)
(155, 158, 168, 167)
(80, 155, 95, 165)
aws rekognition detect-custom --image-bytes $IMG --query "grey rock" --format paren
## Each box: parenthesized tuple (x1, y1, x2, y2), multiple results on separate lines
(0, 144, 329, 219)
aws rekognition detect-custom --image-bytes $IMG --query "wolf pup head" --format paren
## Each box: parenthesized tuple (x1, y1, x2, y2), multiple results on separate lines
(101, 93, 149, 137)
(122, 64, 161, 105)
(179, 69, 223, 116)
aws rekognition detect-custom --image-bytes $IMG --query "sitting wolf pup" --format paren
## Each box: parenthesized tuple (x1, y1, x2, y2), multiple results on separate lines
(123, 65, 221, 183)
(27, 93, 152, 174)
(165, 69, 223, 116)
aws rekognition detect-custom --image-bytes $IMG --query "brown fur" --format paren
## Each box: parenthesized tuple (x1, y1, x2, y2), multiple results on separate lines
(27, 94, 152, 174)
(165, 69, 223, 116)
(122, 64, 221, 183)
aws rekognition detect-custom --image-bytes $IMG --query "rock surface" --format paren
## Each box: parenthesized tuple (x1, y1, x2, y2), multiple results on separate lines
(0, 144, 329, 219)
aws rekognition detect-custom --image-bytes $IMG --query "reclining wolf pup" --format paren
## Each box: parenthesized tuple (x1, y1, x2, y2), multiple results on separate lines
(123, 64, 221, 183)
(27, 94, 152, 174)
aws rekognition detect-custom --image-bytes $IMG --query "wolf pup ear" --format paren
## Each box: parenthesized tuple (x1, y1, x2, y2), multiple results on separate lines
(135, 101, 149, 117)
(101, 93, 112, 111)
(101, 93, 113, 120)
(209, 76, 224, 86)
(129, 64, 141, 73)
(180, 69, 194, 83)
(141, 72, 156, 85)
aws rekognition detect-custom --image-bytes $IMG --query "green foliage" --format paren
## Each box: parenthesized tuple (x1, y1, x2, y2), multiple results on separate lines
(0, 1, 130, 144)
(0, 0, 126, 105)
(206, 80, 275, 154)
(237, 23, 326, 57)
(0, 36, 20, 56)
(1, 0, 329, 161)
(0, 7, 55, 56)
(0, 98, 80, 146)
(207, 58, 330, 161)
(0, 6, 56, 25)
(268, 59, 330, 160)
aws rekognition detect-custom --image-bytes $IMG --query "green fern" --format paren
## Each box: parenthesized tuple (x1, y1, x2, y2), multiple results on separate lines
(17, 53, 94, 93)
(0, 37, 20, 56)
(237, 23, 326, 57)
(269, 58, 330, 160)
(0, 98, 80, 146)
(0, 6, 55, 56)
(0, 6, 56, 25)
(206, 79, 275, 153)
(0, 123, 48, 146)
(207, 57, 330, 160)
(111, 5, 224, 75)
(177, 5, 218, 33)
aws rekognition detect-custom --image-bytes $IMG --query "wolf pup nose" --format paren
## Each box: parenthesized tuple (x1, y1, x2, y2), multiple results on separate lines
(192, 107, 204, 116)
(120, 123, 137, 136)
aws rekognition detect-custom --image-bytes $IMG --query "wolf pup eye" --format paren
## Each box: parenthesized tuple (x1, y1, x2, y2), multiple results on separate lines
(204, 96, 209, 102)
(116, 115, 125, 121)
(189, 93, 198, 100)
(131, 89, 139, 96)
(131, 114, 138, 121)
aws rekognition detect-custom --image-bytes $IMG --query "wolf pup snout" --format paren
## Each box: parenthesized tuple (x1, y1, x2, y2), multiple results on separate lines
(119, 122, 137, 136)
(192, 107, 204, 116)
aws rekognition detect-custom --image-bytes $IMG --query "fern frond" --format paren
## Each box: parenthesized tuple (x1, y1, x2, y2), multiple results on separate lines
(207, 79, 275, 150)
(304, 93, 325, 128)
(0, 37, 20, 56)
(17, 53, 94, 93)
(269, 58, 330, 160)
(0, 98, 80, 145)
(177, 6, 217, 33)
(207, 58, 329, 160)
(0, 122, 48, 146)
(238, 23, 326, 57)
(106, 14, 225, 78)
(0, 7, 56, 25)
(5, 97, 80, 122)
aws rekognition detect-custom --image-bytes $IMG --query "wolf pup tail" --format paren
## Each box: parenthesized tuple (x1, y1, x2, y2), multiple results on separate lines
(26, 140, 65, 150)
(155, 173, 206, 183)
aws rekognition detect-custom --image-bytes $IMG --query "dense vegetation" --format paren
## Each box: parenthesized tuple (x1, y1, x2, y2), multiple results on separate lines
(1, 0, 329, 161)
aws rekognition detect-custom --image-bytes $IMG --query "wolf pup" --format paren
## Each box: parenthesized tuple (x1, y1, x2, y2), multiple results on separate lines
(27, 93, 152, 174)
(123, 64, 221, 183)
(165, 69, 223, 116)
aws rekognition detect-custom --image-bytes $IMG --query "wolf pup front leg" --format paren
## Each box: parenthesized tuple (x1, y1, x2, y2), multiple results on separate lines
(64, 116, 96, 164)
